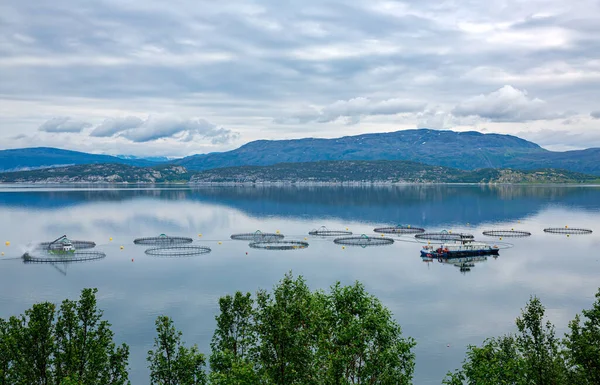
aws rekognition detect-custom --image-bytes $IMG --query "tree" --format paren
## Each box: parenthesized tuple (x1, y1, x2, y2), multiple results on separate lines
(0, 289, 129, 385)
(54, 288, 130, 385)
(444, 296, 567, 385)
(254, 273, 320, 385)
(209, 292, 260, 384)
(514, 297, 567, 384)
(148, 316, 207, 385)
(443, 336, 524, 385)
(209, 272, 416, 385)
(317, 282, 416, 385)
(12, 302, 56, 385)
(564, 288, 600, 384)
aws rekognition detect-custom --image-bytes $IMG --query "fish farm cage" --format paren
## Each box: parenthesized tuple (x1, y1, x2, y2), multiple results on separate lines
(482, 230, 532, 237)
(373, 225, 426, 235)
(543, 227, 593, 235)
(333, 235, 395, 247)
(134, 234, 194, 246)
(22, 251, 106, 263)
(230, 230, 285, 242)
(308, 226, 353, 237)
(248, 241, 309, 250)
(38, 235, 96, 250)
(144, 246, 212, 257)
(414, 231, 475, 242)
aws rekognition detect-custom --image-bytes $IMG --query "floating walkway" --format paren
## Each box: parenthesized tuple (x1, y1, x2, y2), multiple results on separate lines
(374, 225, 425, 235)
(333, 235, 394, 247)
(23, 251, 106, 263)
(309, 226, 352, 237)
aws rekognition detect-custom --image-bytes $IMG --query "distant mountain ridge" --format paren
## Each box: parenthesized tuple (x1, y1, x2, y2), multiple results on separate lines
(0, 147, 156, 172)
(2, 129, 600, 175)
(175, 129, 600, 175)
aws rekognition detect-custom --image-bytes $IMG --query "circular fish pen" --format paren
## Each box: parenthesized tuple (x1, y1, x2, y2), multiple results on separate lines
(543, 227, 593, 235)
(482, 230, 532, 238)
(333, 234, 394, 248)
(38, 235, 96, 250)
(145, 246, 212, 257)
(373, 225, 425, 235)
(230, 230, 285, 242)
(134, 234, 194, 246)
(415, 231, 475, 242)
(23, 251, 106, 263)
(248, 241, 309, 250)
(309, 226, 353, 237)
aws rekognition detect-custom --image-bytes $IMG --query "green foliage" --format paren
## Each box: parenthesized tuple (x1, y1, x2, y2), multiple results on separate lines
(148, 316, 207, 385)
(208, 272, 416, 385)
(0, 288, 129, 385)
(318, 282, 416, 385)
(445, 291, 600, 385)
(564, 289, 600, 384)
(209, 292, 259, 385)
(514, 297, 567, 384)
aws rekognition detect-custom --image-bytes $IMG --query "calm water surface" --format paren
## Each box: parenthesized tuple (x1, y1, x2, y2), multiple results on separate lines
(1, 185, 599, 384)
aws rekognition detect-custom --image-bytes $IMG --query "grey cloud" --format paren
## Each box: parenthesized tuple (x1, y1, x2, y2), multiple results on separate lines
(518, 128, 600, 150)
(90, 116, 144, 137)
(116, 116, 238, 144)
(1, 0, 600, 152)
(282, 97, 426, 124)
(38, 117, 91, 133)
(452, 85, 566, 122)
(591, 111, 600, 119)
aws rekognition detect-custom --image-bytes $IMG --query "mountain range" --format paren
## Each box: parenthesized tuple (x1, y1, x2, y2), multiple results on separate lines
(0, 147, 155, 172)
(1, 129, 599, 175)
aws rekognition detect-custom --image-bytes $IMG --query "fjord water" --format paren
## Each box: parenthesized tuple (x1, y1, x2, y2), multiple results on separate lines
(1, 185, 599, 384)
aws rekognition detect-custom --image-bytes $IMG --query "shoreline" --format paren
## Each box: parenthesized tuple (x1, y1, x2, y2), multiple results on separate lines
(1, 181, 599, 188)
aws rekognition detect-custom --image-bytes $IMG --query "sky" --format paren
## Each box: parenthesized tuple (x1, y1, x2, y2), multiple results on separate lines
(1, 0, 600, 157)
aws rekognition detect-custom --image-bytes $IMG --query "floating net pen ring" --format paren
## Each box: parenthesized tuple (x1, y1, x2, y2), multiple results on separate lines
(333, 235, 394, 248)
(23, 251, 106, 263)
(134, 235, 194, 245)
(38, 240, 97, 250)
(543, 227, 592, 235)
(248, 241, 309, 250)
(309, 226, 353, 237)
(482, 230, 532, 237)
(230, 231, 285, 241)
(374, 225, 425, 235)
(414, 232, 475, 242)
(145, 246, 212, 257)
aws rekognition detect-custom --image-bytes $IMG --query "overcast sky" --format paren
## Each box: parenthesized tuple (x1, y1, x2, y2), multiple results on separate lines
(1, 0, 599, 157)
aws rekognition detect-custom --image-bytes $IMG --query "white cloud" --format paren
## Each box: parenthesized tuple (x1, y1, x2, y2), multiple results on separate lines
(38, 117, 91, 133)
(91, 116, 144, 137)
(114, 115, 238, 144)
(1, 0, 600, 152)
(452, 85, 566, 122)
(282, 97, 426, 124)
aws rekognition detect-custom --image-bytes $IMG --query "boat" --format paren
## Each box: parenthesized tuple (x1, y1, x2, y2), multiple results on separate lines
(420, 241, 499, 258)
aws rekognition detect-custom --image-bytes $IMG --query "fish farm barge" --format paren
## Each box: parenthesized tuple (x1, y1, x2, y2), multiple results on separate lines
(421, 242, 499, 258)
